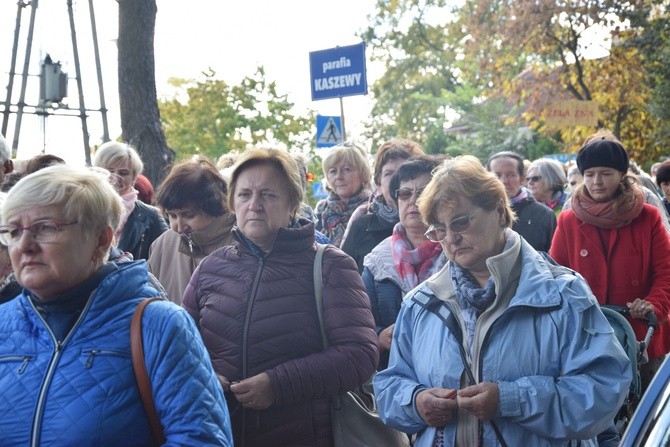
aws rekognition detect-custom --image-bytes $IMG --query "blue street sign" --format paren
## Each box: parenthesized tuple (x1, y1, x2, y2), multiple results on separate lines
(315, 115, 342, 148)
(309, 42, 368, 101)
(313, 181, 328, 199)
(543, 153, 577, 163)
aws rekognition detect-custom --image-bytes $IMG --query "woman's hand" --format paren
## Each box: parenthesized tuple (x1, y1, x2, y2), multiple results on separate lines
(416, 388, 458, 427)
(229, 372, 276, 410)
(457, 382, 499, 421)
(627, 298, 655, 320)
(216, 374, 231, 392)
(379, 324, 394, 351)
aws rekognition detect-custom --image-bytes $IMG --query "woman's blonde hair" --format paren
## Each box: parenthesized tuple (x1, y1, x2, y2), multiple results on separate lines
(2, 165, 123, 246)
(321, 142, 372, 192)
(227, 148, 304, 218)
(418, 155, 515, 228)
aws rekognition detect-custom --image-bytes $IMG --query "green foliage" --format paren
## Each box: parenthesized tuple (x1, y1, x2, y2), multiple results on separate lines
(158, 67, 315, 162)
(363, 0, 669, 167)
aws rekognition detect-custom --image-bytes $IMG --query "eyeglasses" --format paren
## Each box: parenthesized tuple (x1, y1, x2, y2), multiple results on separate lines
(0, 220, 78, 246)
(424, 211, 479, 242)
(527, 176, 543, 183)
(395, 186, 426, 202)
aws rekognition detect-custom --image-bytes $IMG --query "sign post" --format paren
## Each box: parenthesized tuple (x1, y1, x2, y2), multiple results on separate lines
(309, 42, 368, 142)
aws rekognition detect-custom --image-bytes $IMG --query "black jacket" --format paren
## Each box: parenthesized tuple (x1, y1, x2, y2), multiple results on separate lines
(118, 201, 168, 260)
(511, 194, 557, 253)
(341, 213, 397, 273)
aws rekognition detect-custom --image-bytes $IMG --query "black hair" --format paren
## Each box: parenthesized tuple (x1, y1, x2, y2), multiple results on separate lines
(389, 155, 445, 206)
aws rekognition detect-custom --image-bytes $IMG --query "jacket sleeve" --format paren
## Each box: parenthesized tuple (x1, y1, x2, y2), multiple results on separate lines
(643, 208, 670, 318)
(362, 266, 384, 334)
(267, 248, 379, 405)
(143, 300, 233, 446)
(495, 276, 632, 439)
(373, 299, 428, 434)
(181, 262, 203, 325)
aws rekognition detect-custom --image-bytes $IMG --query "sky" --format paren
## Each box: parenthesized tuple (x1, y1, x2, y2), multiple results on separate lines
(0, 0, 380, 163)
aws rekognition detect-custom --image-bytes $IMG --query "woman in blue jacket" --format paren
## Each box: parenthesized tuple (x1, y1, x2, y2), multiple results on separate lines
(374, 156, 631, 446)
(0, 165, 233, 446)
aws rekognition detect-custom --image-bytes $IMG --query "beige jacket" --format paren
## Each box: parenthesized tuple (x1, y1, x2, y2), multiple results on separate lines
(148, 214, 235, 304)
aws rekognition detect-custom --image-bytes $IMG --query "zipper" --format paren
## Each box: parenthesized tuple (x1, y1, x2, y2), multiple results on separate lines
(83, 349, 127, 368)
(29, 291, 96, 447)
(240, 256, 265, 446)
(0, 355, 34, 373)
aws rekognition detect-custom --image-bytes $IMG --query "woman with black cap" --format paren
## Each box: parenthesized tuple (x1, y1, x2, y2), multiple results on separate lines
(550, 131, 670, 389)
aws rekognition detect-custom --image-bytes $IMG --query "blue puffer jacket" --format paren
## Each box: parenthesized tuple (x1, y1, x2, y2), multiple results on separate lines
(0, 261, 233, 447)
(374, 230, 631, 447)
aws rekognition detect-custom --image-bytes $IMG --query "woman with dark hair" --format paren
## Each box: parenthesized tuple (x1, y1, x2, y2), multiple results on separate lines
(551, 136, 670, 389)
(362, 155, 445, 369)
(148, 156, 235, 304)
(341, 139, 424, 272)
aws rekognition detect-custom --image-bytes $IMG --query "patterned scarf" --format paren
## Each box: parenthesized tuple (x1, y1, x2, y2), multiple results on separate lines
(391, 223, 443, 292)
(317, 189, 370, 246)
(571, 186, 644, 229)
(450, 260, 497, 354)
(369, 193, 398, 224)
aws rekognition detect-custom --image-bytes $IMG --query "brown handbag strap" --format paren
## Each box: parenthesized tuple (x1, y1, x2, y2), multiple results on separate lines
(131, 297, 166, 445)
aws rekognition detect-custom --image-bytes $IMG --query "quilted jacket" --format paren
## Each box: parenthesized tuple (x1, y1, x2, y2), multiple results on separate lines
(183, 219, 379, 447)
(0, 261, 233, 447)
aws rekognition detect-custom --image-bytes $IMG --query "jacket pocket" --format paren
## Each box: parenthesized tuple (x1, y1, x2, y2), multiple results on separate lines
(0, 355, 34, 374)
(81, 349, 129, 369)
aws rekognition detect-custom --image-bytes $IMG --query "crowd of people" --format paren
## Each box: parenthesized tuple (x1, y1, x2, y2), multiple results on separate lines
(0, 129, 668, 446)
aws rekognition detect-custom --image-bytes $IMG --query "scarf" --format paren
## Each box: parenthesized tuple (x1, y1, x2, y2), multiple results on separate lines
(571, 186, 644, 229)
(391, 223, 443, 292)
(369, 193, 398, 224)
(510, 186, 530, 206)
(116, 189, 138, 240)
(545, 190, 566, 211)
(450, 262, 496, 354)
(317, 189, 370, 246)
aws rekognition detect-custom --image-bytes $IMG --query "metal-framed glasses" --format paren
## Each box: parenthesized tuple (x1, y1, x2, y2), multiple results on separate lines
(395, 186, 426, 202)
(0, 220, 78, 246)
(424, 211, 478, 243)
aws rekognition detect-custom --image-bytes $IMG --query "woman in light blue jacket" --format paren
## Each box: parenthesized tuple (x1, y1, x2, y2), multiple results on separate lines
(374, 156, 631, 446)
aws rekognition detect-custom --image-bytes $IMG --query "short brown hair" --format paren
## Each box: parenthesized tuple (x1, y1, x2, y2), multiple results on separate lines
(228, 148, 303, 218)
(418, 155, 515, 228)
(372, 139, 424, 186)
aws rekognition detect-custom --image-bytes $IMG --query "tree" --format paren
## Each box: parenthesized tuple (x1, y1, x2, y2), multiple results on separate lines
(158, 68, 314, 161)
(117, 0, 174, 185)
(363, 0, 666, 165)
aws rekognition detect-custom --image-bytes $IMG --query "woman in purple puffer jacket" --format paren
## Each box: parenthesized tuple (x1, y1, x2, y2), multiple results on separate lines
(183, 148, 379, 447)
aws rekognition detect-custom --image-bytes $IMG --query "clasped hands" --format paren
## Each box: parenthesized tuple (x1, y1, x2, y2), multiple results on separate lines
(217, 372, 276, 410)
(416, 382, 499, 427)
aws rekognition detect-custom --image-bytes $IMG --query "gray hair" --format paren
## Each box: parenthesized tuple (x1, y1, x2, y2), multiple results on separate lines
(92, 141, 144, 181)
(0, 134, 11, 164)
(527, 158, 567, 193)
(2, 165, 123, 244)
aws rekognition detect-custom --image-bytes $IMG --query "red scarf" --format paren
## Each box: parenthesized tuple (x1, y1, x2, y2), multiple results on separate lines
(391, 223, 443, 292)
(571, 186, 644, 229)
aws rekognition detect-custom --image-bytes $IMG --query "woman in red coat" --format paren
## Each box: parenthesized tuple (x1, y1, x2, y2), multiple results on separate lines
(550, 133, 670, 388)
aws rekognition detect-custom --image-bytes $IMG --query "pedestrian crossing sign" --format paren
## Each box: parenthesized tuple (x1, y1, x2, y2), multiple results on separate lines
(316, 115, 342, 148)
